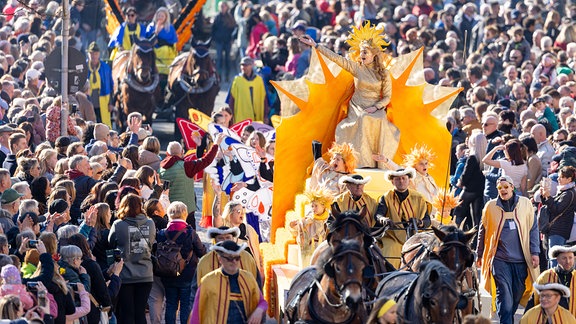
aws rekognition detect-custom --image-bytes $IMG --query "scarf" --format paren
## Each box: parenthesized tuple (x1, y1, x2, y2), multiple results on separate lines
(557, 182, 575, 192)
(313, 209, 330, 221)
(89, 62, 101, 91)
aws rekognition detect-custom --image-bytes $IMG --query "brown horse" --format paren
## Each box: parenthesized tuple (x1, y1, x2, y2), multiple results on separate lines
(167, 39, 220, 141)
(112, 39, 159, 128)
(285, 240, 372, 324)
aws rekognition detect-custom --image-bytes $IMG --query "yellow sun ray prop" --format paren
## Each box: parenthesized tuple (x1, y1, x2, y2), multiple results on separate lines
(270, 47, 461, 242)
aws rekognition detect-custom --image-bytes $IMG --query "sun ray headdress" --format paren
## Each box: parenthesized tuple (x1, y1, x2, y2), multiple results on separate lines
(328, 142, 358, 173)
(403, 144, 436, 170)
(304, 187, 334, 209)
(432, 188, 461, 225)
(347, 22, 392, 67)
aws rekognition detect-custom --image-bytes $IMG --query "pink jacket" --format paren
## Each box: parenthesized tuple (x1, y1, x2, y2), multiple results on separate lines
(65, 290, 90, 323)
(46, 105, 78, 143)
(0, 284, 34, 310)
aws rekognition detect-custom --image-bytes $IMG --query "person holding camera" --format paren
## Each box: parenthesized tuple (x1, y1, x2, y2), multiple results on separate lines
(539, 166, 576, 268)
(0, 281, 53, 323)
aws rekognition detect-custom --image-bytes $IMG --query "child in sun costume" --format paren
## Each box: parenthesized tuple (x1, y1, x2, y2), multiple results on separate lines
(375, 144, 439, 203)
(288, 188, 333, 266)
(299, 24, 399, 168)
(431, 189, 461, 226)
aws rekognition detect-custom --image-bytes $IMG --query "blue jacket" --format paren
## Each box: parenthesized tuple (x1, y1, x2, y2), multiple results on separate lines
(86, 60, 114, 97)
(108, 22, 146, 49)
(145, 24, 177, 46)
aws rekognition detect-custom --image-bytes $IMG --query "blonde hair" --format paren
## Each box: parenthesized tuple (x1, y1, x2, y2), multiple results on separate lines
(38, 148, 57, 175)
(222, 201, 243, 226)
(304, 188, 333, 208)
(153, 7, 171, 32)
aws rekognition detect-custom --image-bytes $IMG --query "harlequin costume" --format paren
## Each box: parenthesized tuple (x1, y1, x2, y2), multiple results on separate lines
(86, 42, 113, 127)
(108, 21, 146, 60)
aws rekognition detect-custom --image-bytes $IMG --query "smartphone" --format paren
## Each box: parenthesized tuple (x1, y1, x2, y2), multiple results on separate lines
(28, 240, 38, 248)
(26, 282, 38, 290)
(162, 180, 171, 191)
(37, 289, 46, 307)
(71, 104, 78, 114)
(142, 123, 150, 130)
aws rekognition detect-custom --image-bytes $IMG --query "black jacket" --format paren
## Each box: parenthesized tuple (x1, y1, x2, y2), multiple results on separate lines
(82, 258, 112, 324)
(156, 222, 206, 285)
(2, 154, 16, 176)
(545, 187, 576, 239)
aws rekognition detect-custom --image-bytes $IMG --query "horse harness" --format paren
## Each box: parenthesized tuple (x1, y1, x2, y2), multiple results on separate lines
(122, 45, 159, 94)
(287, 249, 369, 324)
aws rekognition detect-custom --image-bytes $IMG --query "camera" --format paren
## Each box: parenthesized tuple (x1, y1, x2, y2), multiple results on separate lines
(28, 240, 38, 248)
(106, 248, 122, 265)
(162, 180, 171, 191)
(113, 249, 122, 262)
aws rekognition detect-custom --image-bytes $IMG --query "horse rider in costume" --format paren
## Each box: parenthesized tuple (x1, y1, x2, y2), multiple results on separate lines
(527, 244, 576, 317)
(108, 6, 146, 61)
(375, 168, 431, 268)
(190, 240, 267, 324)
(333, 174, 378, 228)
(86, 42, 114, 127)
(476, 175, 540, 324)
(146, 6, 178, 76)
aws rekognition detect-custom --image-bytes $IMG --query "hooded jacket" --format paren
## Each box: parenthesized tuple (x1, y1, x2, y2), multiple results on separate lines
(108, 213, 156, 284)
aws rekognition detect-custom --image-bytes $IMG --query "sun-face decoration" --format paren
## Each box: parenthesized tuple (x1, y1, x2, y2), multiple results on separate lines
(269, 27, 462, 242)
(346, 22, 391, 64)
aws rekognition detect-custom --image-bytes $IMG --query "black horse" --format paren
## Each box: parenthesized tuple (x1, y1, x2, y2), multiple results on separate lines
(166, 38, 220, 141)
(376, 260, 466, 324)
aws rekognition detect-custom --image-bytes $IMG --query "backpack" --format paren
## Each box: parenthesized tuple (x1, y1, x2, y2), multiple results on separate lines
(153, 229, 192, 277)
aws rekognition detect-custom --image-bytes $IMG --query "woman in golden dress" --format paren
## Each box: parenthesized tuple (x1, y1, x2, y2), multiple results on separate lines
(299, 23, 399, 168)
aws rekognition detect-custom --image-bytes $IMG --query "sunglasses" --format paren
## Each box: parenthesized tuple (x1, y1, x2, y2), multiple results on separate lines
(496, 184, 511, 190)
(221, 255, 241, 262)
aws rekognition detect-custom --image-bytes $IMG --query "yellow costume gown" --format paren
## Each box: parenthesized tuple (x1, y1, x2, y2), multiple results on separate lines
(316, 46, 400, 168)
(520, 305, 576, 323)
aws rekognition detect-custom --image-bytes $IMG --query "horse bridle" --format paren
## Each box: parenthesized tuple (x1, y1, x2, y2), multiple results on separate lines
(306, 249, 369, 324)
(122, 45, 160, 94)
(436, 240, 473, 277)
(420, 283, 459, 323)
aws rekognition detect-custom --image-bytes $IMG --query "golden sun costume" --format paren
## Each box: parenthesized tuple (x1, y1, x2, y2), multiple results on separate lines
(289, 189, 333, 266)
(315, 25, 399, 168)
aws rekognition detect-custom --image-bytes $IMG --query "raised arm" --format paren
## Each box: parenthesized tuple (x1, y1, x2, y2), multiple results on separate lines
(298, 35, 357, 74)
(482, 145, 504, 168)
